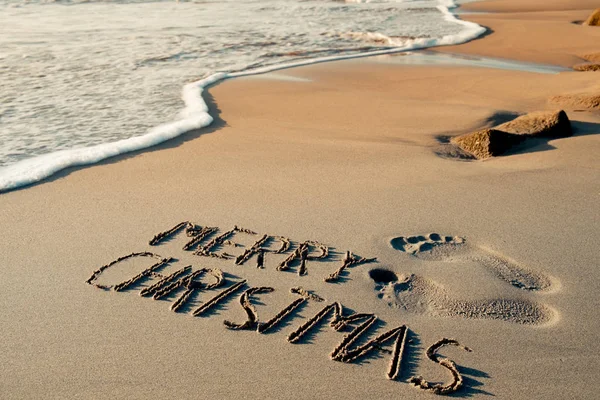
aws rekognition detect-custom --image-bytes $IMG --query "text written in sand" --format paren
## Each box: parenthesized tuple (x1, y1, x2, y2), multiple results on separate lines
(86, 221, 474, 396)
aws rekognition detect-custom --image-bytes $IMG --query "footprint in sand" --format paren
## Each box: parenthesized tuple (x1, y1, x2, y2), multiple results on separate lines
(390, 233, 553, 292)
(369, 234, 559, 325)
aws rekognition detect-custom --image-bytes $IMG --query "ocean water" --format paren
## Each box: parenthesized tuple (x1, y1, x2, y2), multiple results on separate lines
(0, 0, 485, 192)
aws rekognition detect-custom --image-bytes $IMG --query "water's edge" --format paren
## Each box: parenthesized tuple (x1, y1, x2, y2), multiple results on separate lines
(0, 0, 486, 193)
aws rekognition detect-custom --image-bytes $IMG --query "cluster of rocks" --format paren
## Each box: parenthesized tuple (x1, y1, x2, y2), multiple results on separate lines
(574, 52, 600, 72)
(574, 64, 600, 71)
(575, 9, 599, 71)
(562, 51, 600, 110)
(450, 110, 572, 159)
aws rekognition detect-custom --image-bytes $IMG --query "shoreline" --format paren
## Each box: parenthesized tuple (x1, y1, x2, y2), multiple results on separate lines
(0, 0, 486, 194)
(2, 1, 598, 194)
(1, 1, 599, 399)
(3, 0, 597, 195)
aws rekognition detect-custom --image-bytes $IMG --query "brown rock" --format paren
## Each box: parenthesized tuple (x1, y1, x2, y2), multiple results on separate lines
(450, 110, 573, 160)
(451, 129, 518, 160)
(573, 63, 600, 71)
(584, 9, 600, 26)
(581, 53, 600, 63)
(550, 94, 600, 111)
(495, 110, 572, 138)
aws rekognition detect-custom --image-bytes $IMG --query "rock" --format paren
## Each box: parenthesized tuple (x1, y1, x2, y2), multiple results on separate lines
(584, 8, 600, 26)
(573, 63, 600, 72)
(550, 94, 600, 111)
(450, 129, 519, 160)
(581, 53, 600, 63)
(450, 110, 573, 160)
(495, 110, 572, 138)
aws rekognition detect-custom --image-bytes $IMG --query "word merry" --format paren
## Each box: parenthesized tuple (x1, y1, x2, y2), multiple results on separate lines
(147, 222, 376, 281)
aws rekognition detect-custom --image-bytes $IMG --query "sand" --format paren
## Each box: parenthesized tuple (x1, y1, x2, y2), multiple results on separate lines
(1, 1, 599, 399)
(438, 0, 600, 67)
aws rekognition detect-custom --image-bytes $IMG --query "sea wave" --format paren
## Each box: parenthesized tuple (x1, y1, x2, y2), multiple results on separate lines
(0, 0, 486, 193)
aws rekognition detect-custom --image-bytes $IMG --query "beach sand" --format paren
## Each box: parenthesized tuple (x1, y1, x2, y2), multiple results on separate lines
(1, 1, 599, 399)
(437, 0, 600, 67)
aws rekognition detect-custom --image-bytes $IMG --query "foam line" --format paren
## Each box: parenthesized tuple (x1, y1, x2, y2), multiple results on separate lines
(0, 1, 485, 193)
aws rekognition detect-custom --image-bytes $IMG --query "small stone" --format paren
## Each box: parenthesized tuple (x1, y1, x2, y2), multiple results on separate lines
(583, 9, 600, 26)
(573, 63, 600, 72)
(450, 129, 518, 160)
(581, 52, 600, 63)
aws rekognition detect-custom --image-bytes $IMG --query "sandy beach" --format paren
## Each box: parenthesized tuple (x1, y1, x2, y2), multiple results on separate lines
(1, 1, 599, 399)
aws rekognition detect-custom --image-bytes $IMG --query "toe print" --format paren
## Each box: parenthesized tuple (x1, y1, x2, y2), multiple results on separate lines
(390, 234, 467, 261)
(389, 234, 555, 292)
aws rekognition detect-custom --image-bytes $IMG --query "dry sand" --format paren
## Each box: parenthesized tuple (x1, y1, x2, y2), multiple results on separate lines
(1, 0, 599, 399)
(438, 0, 600, 67)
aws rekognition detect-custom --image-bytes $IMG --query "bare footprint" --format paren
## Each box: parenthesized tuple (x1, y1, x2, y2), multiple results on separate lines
(372, 272, 555, 325)
(390, 234, 554, 292)
(390, 234, 466, 260)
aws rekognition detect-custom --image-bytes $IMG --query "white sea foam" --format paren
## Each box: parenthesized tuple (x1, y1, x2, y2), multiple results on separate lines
(0, 0, 487, 192)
